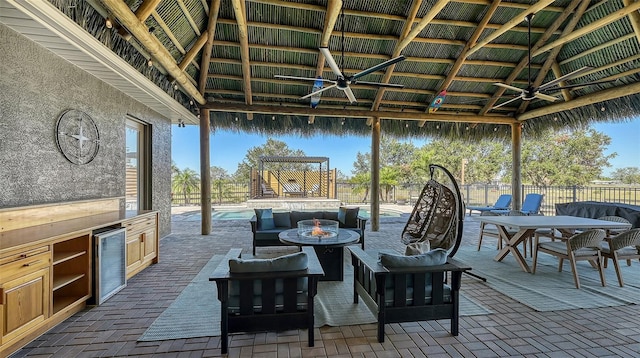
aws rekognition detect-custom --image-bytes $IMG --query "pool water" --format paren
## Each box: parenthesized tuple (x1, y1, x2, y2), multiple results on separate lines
(177, 207, 403, 221)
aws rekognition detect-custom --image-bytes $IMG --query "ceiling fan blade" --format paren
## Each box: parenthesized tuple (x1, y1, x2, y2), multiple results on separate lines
(353, 80, 405, 88)
(546, 78, 618, 91)
(319, 47, 343, 77)
(300, 84, 337, 99)
(535, 92, 558, 102)
(539, 66, 593, 91)
(351, 55, 406, 80)
(343, 86, 357, 103)
(275, 75, 333, 83)
(492, 95, 523, 109)
(493, 82, 525, 93)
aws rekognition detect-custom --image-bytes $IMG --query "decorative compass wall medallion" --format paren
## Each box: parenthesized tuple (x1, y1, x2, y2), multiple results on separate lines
(55, 109, 100, 165)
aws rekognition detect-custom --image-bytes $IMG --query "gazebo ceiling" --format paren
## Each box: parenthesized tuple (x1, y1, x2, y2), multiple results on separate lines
(18, 0, 640, 139)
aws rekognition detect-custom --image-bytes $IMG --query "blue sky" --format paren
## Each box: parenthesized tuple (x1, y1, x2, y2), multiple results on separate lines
(171, 117, 639, 177)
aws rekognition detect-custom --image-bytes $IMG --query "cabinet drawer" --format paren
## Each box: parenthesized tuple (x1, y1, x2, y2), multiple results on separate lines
(1, 251, 51, 281)
(123, 215, 156, 234)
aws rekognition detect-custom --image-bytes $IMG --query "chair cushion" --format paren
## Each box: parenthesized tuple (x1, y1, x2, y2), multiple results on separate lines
(228, 251, 308, 273)
(273, 212, 291, 228)
(290, 211, 325, 225)
(538, 241, 599, 257)
(379, 248, 448, 268)
(254, 208, 275, 230)
(405, 241, 431, 256)
(338, 206, 359, 228)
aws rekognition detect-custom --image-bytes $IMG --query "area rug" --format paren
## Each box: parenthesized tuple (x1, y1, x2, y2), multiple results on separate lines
(455, 245, 640, 311)
(138, 253, 490, 341)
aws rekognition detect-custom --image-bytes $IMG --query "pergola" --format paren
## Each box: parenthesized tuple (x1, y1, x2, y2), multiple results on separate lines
(5, 0, 639, 234)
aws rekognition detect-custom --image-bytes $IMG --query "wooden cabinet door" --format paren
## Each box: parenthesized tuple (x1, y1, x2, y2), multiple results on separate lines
(126, 233, 143, 276)
(142, 229, 157, 263)
(1, 267, 50, 346)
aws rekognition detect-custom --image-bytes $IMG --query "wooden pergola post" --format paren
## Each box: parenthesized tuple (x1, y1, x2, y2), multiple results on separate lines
(200, 109, 212, 235)
(511, 122, 522, 211)
(371, 117, 381, 231)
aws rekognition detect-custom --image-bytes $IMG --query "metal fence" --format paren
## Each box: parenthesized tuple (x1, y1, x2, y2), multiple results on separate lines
(172, 182, 640, 216)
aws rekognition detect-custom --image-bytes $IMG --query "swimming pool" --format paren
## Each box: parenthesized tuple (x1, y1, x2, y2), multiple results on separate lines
(176, 207, 405, 221)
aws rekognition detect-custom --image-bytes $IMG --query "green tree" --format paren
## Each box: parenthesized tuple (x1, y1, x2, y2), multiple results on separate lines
(234, 138, 306, 181)
(351, 151, 370, 176)
(210, 166, 232, 203)
(611, 167, 640, 184)
(519, 128, 615, 186)
(379, 166, 400, 201)
(171, 168, 200, 205)
(349, 172, 371, 202)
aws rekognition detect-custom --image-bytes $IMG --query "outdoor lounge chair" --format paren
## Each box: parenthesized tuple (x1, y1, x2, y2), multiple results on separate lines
(282, 182, 304, 197)
(532, 229, 606, 289)
(492, 193, 544, 215)
(467, 194, 512, 216)
(261, 183, 277, 198)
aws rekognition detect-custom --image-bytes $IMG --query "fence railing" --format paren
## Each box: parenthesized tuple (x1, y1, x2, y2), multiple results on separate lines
(172, 182, 639, 215)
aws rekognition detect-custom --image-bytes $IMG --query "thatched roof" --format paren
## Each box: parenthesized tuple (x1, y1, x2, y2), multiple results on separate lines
(42, 0, 640, 139)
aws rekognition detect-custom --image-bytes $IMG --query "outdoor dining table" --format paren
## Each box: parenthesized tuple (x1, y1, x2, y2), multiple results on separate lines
(478, 215, 632, 273)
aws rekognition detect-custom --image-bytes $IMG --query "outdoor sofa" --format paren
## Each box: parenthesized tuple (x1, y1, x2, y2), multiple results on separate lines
(250, 207, 367, 255)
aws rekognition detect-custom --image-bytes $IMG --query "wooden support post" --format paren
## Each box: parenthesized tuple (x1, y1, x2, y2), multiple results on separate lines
(511, 123, 522, 211)
(371, 117, 381, 232)
(201, 109, 212, 235)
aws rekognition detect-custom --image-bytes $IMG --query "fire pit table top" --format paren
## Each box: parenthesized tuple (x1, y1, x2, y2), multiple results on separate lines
(278, 228, 360, 248)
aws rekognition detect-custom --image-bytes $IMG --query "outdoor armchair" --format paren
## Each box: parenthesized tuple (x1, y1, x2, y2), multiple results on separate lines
(601, 228, 640, 287)
(209, 247, 324, 354)
(532, 229, 606, 289)
(467, 194, 512, 216)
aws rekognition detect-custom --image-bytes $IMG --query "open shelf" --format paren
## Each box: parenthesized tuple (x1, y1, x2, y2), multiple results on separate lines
(53, 250, 87, 265)
(52, 273, 85, 291)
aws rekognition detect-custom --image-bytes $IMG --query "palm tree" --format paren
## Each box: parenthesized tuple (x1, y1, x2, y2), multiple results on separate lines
(172, 168, 200, 205)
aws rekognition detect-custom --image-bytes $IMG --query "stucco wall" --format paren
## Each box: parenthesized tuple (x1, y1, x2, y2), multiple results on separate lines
(0, 24, 171, 237)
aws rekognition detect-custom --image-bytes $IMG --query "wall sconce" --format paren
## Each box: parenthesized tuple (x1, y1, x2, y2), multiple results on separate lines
(147, 58, 153, 67)
(178, 119, 185, 128)
(105, 17, 113, 29)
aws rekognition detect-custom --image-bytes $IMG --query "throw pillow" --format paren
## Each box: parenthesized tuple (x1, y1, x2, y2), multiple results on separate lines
(254, 208, 275, 230)
(338, 206, 359, 228)
(273, 212, 291, 228)
(229, 251, 308, 273)
(405, 241, 430, 256)
(379, 248, 447, 268)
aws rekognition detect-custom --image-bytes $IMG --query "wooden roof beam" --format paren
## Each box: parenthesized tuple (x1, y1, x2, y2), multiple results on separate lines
(370, 0, 424, 112)
(117, 0, 161, 40)
(517, 0, 591, 113)
(204, 103, 518, 125)
(177, 0, 201, 36)
(309, 0, 342, 125)
(480, 0, 582, 114)
(534, 1, 640, 56)
(180, 32, 208, 71)
(467, 0, 556, 56)
(559, 33, 635, 65)
(623, 0, 640, 46)
(552, 62, 573, 102)
(231, 0, 253, 107)
(395, 0, 452, 51)
(247, 0, 563, 26)
(198, 0, 221, 95)
(101, 0, 205, 104)
(425, 0, 500, 122)
(519, 81, 640, 121)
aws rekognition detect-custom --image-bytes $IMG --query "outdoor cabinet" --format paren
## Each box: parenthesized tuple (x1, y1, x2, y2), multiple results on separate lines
(123, 212, 159, 279)
(0, 246, 51, 348)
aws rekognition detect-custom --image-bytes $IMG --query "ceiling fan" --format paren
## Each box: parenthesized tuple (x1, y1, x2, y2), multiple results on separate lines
(275, 48, 406, 104)
(275, 6, 406, 104)
(492, 13, 609, 109)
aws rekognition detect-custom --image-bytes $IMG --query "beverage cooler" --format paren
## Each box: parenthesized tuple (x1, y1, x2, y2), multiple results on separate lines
(90, 227, 127, 305)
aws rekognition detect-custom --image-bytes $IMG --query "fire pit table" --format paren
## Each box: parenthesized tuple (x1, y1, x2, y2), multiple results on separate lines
(279, 222, 359, 281)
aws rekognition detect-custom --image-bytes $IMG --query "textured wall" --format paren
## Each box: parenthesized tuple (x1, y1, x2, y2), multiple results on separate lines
(0, 24, 171, 237)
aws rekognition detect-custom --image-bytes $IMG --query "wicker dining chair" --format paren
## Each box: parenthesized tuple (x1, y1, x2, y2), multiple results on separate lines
(601, 228, 640, 287)
(533, 229, 606, 289)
